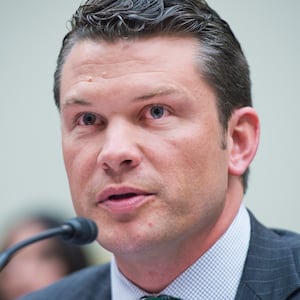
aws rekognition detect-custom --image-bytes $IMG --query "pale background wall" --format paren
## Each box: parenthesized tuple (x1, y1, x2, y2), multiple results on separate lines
(0, 1, 299, 261)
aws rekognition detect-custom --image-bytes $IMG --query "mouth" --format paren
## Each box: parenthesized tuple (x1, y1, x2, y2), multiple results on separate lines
(107, 193, 139, 201)
(97, 187, 154, 213)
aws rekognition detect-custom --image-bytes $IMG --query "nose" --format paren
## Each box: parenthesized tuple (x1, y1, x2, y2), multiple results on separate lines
(97, 119, 142, 175)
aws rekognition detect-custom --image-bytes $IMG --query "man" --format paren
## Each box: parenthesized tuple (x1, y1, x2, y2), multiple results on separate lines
(20, 0, 300, 299)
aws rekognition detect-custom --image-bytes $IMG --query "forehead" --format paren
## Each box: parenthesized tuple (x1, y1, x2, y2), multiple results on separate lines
(59, 35, 219, 114)
(61, 35, 201, 80)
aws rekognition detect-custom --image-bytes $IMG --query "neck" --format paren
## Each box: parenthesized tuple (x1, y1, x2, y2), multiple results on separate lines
(115, 177, 244, 293)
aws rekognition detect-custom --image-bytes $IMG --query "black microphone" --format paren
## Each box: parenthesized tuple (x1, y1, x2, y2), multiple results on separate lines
(0, 217, 98, 271)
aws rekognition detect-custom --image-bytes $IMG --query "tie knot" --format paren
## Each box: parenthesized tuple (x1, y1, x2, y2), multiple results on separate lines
(140, 295, 182, 300)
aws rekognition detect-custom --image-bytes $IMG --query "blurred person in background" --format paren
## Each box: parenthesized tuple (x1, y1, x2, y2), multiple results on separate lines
(0, 214, 90, 300)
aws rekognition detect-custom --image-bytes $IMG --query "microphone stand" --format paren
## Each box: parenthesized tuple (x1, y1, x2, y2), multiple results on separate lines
(0, 225, 72, 271)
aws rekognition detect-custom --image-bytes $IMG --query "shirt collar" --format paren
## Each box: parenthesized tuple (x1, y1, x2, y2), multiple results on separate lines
(111, 204, 250, 300)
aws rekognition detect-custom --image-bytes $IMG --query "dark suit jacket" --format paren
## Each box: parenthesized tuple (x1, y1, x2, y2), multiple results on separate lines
(19, 212, 300, 299)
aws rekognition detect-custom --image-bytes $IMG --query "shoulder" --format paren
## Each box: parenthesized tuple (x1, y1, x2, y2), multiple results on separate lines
(249, 210, 300, 253)
(18, 263, 111, 300)
(237, 212, 300, 299)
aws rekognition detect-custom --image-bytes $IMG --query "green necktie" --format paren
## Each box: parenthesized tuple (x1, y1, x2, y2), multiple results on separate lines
(140, 295, 182, 300)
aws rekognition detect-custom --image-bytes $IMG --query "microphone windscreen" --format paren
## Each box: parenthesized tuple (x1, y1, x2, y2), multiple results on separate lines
(61, 217, 98, 245)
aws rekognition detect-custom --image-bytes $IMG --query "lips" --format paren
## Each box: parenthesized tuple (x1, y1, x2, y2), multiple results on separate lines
(97, 186, 154, 213)
(98, 186, 150, 202)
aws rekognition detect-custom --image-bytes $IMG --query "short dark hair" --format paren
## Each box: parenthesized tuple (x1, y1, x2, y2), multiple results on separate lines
(54, 0, 252, 191)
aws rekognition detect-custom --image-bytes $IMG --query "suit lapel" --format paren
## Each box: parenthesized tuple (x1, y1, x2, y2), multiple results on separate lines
(94, 263, 112, 300)
(235, 211, 300, 299)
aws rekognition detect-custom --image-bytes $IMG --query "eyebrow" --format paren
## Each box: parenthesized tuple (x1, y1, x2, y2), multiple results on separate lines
(134, 87, 180, 101)
(62, 98, 92, 111)
(62, 86, 181, 109)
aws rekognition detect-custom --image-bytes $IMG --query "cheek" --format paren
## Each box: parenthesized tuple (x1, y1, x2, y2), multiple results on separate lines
(62, 141, 97, 203)
(63, 137, 95, 174)
(160, 130, 228, 200)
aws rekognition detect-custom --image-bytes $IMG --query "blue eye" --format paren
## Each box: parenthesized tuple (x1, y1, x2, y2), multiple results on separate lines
(79, 113, 98, 125)
(150, 105, 165, 119)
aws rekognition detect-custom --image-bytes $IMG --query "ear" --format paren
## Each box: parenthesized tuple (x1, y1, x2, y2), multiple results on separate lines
(227, 107, 260, 176)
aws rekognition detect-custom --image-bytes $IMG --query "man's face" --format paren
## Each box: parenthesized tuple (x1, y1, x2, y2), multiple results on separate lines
(60, 36, 230, 257)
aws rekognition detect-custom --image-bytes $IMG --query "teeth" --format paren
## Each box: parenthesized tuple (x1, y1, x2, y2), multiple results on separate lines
(109, 193, 136, 200)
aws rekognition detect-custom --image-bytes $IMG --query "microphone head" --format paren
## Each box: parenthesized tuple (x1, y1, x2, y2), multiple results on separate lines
(61, 217, 98, 245)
